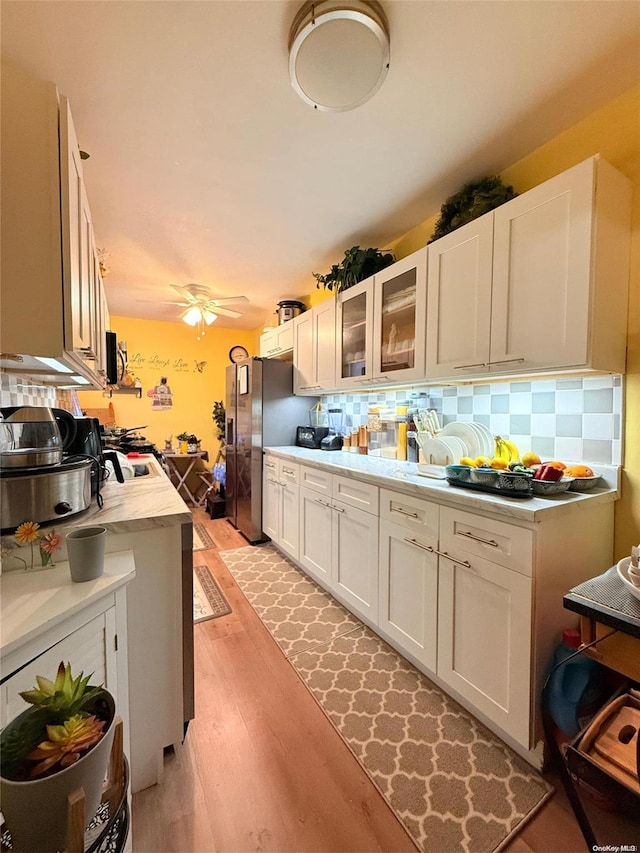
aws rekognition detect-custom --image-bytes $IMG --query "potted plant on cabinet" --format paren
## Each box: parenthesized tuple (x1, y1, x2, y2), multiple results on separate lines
(0, 661, 116, 852)
(313, 245, 395, 294)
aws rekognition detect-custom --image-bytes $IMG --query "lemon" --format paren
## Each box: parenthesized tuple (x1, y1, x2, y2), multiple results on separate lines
(489, 457, 508, 470)
(475, 456, 490, 467)
(521, 451, 541, 467)
(459, 457, 477, 467)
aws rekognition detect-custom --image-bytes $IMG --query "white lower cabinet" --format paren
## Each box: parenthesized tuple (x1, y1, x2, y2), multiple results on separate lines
(379, 520, 438, 671)
(264, 457, 616, 763)
(436, 549, 533, 746)
(299, 470, 379, 622)
(263, 455, 300, 560)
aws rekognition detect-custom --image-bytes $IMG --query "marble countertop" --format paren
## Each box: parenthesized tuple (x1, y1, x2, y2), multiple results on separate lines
(264, 446, 619, 523)
(1, 550, 136, 660)
(1, 455, 191, 571)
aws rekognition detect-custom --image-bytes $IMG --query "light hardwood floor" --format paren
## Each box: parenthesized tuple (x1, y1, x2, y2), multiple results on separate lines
(132, 510, 636, 852)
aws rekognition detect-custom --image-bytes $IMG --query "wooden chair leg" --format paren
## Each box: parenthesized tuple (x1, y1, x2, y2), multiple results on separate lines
(66, 788, 86, 853)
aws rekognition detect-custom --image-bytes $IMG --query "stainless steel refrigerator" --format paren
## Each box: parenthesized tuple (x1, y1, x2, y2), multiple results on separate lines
(225, 357, 313, 544)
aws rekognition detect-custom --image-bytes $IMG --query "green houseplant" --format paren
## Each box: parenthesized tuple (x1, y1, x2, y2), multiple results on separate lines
(313, 245, 395, 293)
(429, 175, 517, 243)
(212, 401, 225, 442)
(0, 661, 116, 852)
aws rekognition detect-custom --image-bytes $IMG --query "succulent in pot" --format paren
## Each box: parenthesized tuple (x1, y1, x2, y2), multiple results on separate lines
(0, 661, 116, 852)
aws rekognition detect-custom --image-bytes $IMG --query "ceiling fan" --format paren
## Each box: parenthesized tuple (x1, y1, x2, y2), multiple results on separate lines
(163, 284, 249, 320)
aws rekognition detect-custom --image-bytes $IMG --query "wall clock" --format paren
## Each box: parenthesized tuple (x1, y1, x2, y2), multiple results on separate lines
(229, 345, 249, 364)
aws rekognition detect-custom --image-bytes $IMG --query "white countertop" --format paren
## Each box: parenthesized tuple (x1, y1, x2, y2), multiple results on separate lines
(0, 550, 136, 659)
(264, 446, 619, 523)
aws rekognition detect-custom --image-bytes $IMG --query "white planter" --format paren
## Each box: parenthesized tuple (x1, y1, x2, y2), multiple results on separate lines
(0, 691, 115, 853)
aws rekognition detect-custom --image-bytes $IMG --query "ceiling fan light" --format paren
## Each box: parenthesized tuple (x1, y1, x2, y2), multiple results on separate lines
(183, 306, 202, 326)
(203, 309, 218, 325)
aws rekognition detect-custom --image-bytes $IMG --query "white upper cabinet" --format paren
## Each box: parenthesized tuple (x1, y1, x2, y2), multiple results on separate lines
(260, 321, 294, 358)
(0, 68, 108, 388)
(373, 247, 428, 384)
(426, 156, 632, 380)
(335, 247, 428, 389)
(293, 300, 336, 394)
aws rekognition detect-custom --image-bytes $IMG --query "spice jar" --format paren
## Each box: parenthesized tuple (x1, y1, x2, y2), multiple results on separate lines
(358, 425, 368, 455)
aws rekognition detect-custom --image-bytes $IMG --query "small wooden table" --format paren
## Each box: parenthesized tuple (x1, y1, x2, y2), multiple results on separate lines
(162, 451, 211, 506)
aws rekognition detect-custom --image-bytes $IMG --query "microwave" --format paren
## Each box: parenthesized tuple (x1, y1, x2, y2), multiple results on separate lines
(296, 425, 329, 448)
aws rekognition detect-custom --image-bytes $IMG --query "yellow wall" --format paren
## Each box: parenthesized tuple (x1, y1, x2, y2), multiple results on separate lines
(383, 87, 640, 558)
(78, 315, 254, 454)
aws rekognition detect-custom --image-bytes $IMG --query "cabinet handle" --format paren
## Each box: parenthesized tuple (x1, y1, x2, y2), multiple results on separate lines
(458, 530, 499, 548)
(299, 385, 314, 390)
(332, 504, 345, 513)
(315, 498, 332, 507)
(438, 550, 472, 569)
(391, 506, 419, 519)
(268, 476, 280, 484)
(282, 466, 295, 475)
(453, 362, 488, 370)
(403, 538, 435, 553)
(488, 357, 525, 365)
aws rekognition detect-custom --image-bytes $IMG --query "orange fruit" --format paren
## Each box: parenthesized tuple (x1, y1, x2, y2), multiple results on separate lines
(564, 464, 594, 478)
(475, 456, 490, 467)
(544, 460, 566, 470)
(489, 458, 508, 470)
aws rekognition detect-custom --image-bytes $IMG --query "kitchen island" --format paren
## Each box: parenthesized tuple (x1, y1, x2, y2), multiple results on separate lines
(263, 446, 620, 766)
(1, 454, 193, 793)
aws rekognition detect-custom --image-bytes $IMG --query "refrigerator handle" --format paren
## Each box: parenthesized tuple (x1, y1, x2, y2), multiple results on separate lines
(226, 418, 234, 446)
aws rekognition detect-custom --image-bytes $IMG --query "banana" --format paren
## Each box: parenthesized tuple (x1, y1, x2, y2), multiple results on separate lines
(494, 435, 520, 464)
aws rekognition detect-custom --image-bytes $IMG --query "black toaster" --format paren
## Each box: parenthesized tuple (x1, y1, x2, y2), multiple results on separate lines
(296, 425, 329, 448)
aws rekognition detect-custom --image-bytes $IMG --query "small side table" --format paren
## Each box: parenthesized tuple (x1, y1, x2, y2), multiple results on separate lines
(162, 451, 209, 506)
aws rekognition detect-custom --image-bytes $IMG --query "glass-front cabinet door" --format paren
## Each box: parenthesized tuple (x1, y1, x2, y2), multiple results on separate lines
(335, 277, 375, 388)
(372, 247, 427, 383)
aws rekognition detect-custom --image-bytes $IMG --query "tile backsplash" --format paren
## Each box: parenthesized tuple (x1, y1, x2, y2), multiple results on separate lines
(324, 375, 624, 465)
(0, 373, 74, 411)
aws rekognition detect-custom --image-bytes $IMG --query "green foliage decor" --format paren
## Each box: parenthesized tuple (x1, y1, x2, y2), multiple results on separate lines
(212, 401, 225, 442)
(314, 246, 395, 293)
(429, 176, 517, 243)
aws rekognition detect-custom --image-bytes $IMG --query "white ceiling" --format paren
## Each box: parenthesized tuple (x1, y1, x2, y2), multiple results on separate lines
(2, 0, 639, 331)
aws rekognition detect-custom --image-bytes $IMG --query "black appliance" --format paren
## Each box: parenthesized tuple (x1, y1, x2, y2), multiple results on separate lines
(296, 425, 329, 448)
(105, 331, 119, 385)
(65, 416, 105, 495)
(320, 433, 343, 451)
(225, 358, 314, 544)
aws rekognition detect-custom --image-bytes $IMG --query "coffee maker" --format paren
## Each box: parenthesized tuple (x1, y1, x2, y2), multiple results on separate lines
(65, 417, 106, 495)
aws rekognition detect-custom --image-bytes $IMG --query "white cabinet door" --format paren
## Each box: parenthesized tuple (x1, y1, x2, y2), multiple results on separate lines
(262, 468, 280, 543)
(280, 482, 300, 560)
(261, 323, 294, 358)
(378, 521, 438, 671)
(426, 215, 493, 378)
(437, 549, 532, 747)
(314, 298, 337, 389)
(1, 610, 117, 729)
(490, 158, 594, 374)
(299, 485, 334, 587)
(373, 247, 428, 383)
(260, 327, 277, 357)
(335, 277, 375, 388)
(293, 311, 314, 393)
(333, 500, 378, 623)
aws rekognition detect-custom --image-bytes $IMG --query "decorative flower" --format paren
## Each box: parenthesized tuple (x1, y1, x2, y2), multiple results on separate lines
(14, 521, 40, 544)
(14, 522, 61, 570)
(40, 531, 63, 566)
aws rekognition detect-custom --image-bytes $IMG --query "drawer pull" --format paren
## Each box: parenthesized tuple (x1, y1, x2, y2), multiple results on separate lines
(458, 530, 499, 548)
(453, 362, 488, 370)
(332, 504, 345, 514)
(316, 498, 331, 507)
(404, 538, 434, 553)
(392, 506, 419, 520)
(439, 550, 472, 569)
(488, 357, 525, 366)
(267, 476, 279, 484)
(282, 466, 295, 475)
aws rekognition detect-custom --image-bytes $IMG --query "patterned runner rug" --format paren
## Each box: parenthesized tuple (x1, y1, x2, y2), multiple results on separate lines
(193, 522, 216, 551)
(193, 564, 231, 623)
(220, 544, 553, 852)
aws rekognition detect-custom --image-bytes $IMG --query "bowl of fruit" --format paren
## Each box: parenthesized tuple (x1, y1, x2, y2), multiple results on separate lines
(530, 461, 574, 496)
(563, 465, 600, 491)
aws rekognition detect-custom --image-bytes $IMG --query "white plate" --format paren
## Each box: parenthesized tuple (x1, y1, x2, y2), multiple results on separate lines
(418, 436, 459, 465)
(470, 421, 495, 458)
(440, 423, 479, 459)
(438, 435, 468, 462)
(616, 557, 640, 602)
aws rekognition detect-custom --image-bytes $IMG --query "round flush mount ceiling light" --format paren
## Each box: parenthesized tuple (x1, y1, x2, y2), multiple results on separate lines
(288, 1, 390, 112)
